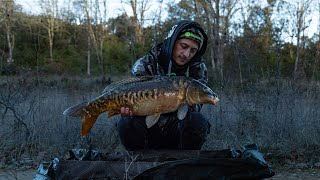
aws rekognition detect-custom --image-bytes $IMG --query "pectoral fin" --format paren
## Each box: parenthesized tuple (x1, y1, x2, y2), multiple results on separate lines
(177, 104, 188, 120)
(145, 113, 161, 128)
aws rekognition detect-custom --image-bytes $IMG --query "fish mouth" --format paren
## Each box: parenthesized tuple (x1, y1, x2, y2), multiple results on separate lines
(210, 97, 219, 105)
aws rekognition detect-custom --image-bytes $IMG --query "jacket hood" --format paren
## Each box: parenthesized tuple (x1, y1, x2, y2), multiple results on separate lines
(158, 20, 208, 75)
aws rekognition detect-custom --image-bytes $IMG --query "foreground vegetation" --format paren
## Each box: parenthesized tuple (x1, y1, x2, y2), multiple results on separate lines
(0, 74, 319, 170)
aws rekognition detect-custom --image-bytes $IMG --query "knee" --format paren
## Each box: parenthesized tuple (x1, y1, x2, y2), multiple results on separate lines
(117, 116, 148, 150)
(185, 112, 210, 134)
(180, 112, 211, 150)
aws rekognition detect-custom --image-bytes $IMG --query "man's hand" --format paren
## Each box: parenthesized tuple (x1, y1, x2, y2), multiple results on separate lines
(120, 107, 134, 117)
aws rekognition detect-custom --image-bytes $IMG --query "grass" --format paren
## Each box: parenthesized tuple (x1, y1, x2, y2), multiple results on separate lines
(202, 79, 320, 162)
(0, 75, 319, 170)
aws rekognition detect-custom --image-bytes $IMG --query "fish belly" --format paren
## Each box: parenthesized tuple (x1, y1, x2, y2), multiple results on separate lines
(132, 95, 183, 116)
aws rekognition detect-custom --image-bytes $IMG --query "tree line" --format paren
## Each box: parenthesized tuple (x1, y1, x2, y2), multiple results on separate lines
(0, 0, 319, 84)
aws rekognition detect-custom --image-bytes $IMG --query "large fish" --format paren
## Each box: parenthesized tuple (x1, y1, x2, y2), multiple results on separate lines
(63, 76, 219, 137)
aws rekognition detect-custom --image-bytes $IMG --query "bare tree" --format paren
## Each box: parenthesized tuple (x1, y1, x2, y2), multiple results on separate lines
(39, 0, 60, 62)
(121, 0, 152, 44)
(1, 0, 15, 64)
(72, 0, 91, 75)
(199, 0, 216, 73)
(199, 0, 238, 82)
(294, 1, 307, 78)
(83, 0, 93, 76)
(83, 0, 108, 76)
(150, 0, 165, 44)
(312, 0, 320, 81)
(282, 0, 312, 79)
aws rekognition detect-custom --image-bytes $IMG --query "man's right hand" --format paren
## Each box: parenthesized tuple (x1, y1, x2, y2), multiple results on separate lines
(120, 107, 134, 117)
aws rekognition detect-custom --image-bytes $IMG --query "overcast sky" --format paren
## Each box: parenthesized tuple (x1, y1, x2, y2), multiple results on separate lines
(16, 0, 130, 18)
(15, 0, 318, 39)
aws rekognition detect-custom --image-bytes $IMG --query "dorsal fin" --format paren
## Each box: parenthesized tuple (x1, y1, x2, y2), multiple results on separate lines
(102, 76, 154, 93)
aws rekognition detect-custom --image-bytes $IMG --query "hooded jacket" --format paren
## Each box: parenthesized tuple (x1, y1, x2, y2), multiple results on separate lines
(131, 20, 208, 85)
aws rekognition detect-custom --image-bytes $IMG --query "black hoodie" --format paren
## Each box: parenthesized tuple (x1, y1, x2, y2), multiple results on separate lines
(131, 20, 208, 84)
(158, 20, 208, 74)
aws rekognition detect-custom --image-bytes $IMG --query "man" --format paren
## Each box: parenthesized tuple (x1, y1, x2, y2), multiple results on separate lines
(118, 20, 210, 150)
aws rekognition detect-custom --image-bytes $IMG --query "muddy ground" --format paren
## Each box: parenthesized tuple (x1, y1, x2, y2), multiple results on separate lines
(0, 169, 35, 180)
(266, 168, 320, 180)
(0, 168, 320, 180)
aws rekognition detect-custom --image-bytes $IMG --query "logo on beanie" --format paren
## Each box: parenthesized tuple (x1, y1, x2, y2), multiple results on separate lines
(179, 28, 204, 49)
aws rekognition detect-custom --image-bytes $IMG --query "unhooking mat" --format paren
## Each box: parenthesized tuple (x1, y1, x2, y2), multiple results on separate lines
(34, 144, 275, 179)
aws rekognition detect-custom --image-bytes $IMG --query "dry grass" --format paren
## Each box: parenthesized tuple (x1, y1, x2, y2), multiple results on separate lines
(0, 75, 319, 170)
(202, 79, 320, 161)
(0, 75, 124, 169)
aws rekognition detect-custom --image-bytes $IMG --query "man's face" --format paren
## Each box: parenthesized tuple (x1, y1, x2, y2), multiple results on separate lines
(172, 38, 199, 66)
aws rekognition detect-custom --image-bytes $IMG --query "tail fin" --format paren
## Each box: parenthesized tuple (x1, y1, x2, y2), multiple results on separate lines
(81, 113, 99, 137)
(63, 102, 98, 137)
(63, 102, 88, 117)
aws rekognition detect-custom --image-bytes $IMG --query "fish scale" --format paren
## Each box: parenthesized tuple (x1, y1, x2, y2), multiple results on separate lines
(63, 76, 219, 137)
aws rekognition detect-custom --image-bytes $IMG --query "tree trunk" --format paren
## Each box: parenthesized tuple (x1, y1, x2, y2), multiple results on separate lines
(214, 0, 224, 81)
(293, 1, 310, 80)
(6, 22, 14, 63)
(48, 0, 57, 62)
(87, 36, 91, 76)
(4, 0, 14, 63)
(48, 26, 54, 62)
(84, 0, 107, 76)
(312, 3, 320, 81)
(125, 0, 150, 44)
(200, 0, 216, 71)
(39, 0, 58, 62)
(294, 3, 302, 78)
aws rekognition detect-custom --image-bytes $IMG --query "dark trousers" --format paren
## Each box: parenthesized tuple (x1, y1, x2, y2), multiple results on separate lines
(117, 112, 210, 150)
